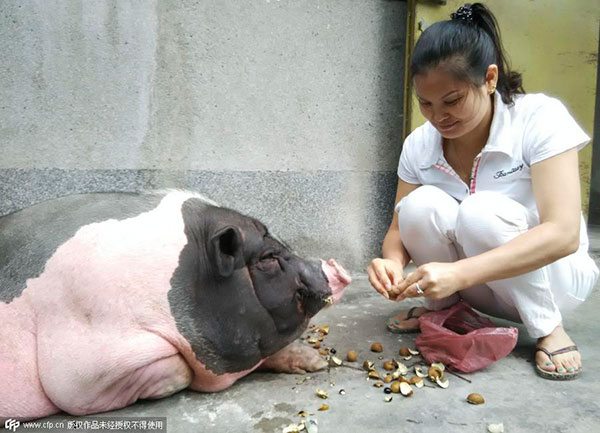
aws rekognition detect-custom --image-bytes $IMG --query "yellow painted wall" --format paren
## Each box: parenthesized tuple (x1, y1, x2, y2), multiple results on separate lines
(403, 0, 600, 215)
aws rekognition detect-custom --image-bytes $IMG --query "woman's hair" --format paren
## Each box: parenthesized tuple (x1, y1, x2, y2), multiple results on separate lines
(410, 3, 524, 104)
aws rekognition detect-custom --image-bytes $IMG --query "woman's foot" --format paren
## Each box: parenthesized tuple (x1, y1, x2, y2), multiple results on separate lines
(386, 306, 429, 333)
(535, 324, 581, 380)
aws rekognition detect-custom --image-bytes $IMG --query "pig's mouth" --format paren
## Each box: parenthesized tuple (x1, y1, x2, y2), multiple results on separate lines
(321, 258, 351, 303)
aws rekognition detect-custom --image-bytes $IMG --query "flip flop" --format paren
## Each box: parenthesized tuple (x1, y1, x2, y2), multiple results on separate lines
(534, 345, 581, 381)
(386, 306, 421, 334)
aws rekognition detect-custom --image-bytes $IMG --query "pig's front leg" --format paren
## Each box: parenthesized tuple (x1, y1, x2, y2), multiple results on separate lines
(259, 340, 327, 374)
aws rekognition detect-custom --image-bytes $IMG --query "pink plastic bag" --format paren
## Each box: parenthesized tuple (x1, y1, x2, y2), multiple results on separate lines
(415, 301, 518, 373)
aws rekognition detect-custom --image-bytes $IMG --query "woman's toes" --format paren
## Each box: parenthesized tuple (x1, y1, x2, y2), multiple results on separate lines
(563, 357, 580, 372)
(535, 353, 555, 371)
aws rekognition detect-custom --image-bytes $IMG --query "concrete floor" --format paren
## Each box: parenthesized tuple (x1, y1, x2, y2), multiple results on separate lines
(31, 230, 600, 433)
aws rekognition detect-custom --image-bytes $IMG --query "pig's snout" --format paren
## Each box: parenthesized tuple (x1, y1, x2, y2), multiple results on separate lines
(321, 259, 351, 303)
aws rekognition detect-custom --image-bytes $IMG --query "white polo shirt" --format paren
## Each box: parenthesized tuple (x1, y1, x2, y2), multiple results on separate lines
(397, 92, 591, 218)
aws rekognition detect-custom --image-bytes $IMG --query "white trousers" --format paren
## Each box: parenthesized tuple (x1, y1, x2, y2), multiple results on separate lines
(395, 186, 599, 338)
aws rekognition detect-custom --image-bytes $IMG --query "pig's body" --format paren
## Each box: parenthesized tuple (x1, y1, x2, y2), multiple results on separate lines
(0, 191, 350, 421)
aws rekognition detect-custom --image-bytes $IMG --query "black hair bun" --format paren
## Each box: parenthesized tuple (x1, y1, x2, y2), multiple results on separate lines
(451, 4, 474, 23)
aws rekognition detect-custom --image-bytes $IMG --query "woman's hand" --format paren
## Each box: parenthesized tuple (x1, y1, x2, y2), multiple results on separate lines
(367, 258, 404, 300)
(395, 262, 465, 301)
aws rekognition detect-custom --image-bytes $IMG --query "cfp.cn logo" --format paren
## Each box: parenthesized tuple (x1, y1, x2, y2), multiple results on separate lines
(4, 419, 20, 431)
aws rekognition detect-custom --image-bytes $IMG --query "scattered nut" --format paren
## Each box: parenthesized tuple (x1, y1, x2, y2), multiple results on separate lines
(313, 342, 321, 349)
(367, 370, 381, 380)
(298, 411, 308, 417)
(408, 348, 420, 356)
(399, 381, 414, 396)
(431, 362, 445, 371)
(383, 373, 393, 383)
(411, 377, 424, 388)
(346, 350, 358, 362)
(392, 363, 408, 379)
(283, 423, 303, 433)
(318, 325, 330, 335)
(384, 395, 393, 403)
(428, 365, 444, 381)
(390, 381, 401, 394)
(408, 376, 424, 387)
(319, 348, 329, 356)
(399, 347, 411, 357)
(414, 366, 428, 378)
(316, 389, 328, 399)
(363, 360, 375, 371)
(487, 423, 504, 433)
(435, 376, 449, 389)
(318, 403, 329, 411)
(373, 381, 384, 388)
(370, 342, 383, 353)
(328, 356, 343, 367)
(466, 393, 485, 405)
(383, 361, 395, 371)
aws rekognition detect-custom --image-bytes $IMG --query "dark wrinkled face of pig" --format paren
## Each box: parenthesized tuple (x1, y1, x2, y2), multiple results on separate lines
(168, 198, 334, 375)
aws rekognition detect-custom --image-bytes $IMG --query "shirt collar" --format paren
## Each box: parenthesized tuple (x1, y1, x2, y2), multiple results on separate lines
(418, 91, 515, 169)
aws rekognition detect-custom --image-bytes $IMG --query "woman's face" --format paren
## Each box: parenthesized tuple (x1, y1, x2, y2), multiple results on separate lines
(413, 66, 491, 139)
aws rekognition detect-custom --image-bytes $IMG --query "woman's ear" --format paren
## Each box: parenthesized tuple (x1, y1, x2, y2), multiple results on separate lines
(485, 64, 499, 93)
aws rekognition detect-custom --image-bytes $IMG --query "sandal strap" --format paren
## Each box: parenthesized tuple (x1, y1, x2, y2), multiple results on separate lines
(548, 345, 578, 356)
(535, 345, 579, 361)
(405, 306, 419, 320)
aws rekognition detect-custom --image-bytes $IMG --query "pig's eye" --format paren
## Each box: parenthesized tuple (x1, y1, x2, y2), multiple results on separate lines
(257, 250, 282, 271)
(260, 249, 280, 261)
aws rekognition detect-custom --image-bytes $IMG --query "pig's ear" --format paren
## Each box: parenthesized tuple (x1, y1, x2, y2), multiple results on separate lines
(210, 226, 245, 278)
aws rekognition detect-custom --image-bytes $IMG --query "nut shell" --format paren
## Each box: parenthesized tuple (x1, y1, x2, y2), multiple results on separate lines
(316, 389, 329, 399)
(467, 393, 485, 405)
(435, 376, 449, 389)
(328, 356, 343, 367)
(367, 370, 381, 380)
(399, 381, 414, 396)
(428, 365, 444, 381)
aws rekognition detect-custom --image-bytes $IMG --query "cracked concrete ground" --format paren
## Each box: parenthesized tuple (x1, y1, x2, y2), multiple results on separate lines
(30, 230, 600, 433)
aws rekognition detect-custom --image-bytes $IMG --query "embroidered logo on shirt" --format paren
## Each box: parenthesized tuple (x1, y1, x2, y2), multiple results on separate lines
(493, 164, 524, 179)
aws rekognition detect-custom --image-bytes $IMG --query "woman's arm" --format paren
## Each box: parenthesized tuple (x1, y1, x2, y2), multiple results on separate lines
(398, 147, 581, 299)
(367, 179, 420, 298)
(459, 146, 581, 284)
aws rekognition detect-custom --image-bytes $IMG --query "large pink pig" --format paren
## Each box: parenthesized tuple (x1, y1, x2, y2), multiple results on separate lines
(0, 190, 350, 421)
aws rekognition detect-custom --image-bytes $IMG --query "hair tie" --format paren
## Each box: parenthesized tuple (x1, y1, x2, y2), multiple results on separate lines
(451, 4, 474, 23)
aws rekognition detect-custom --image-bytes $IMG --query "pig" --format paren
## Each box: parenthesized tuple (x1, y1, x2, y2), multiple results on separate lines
(0, 190, 351, 421)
